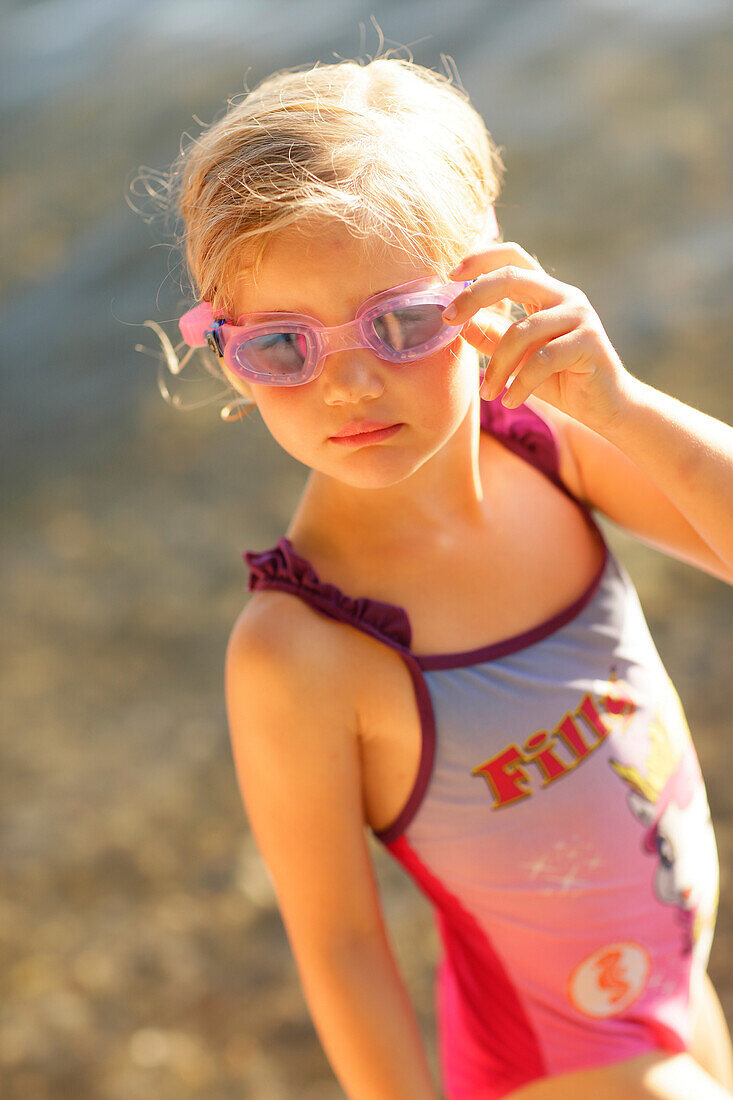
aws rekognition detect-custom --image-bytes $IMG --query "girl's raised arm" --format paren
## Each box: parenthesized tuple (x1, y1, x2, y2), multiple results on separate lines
(224, 592, 439, 1100)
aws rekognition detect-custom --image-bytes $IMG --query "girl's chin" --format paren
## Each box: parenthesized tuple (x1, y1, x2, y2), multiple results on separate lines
(322, 459, 419, 490)
(304, 445, 430, 490)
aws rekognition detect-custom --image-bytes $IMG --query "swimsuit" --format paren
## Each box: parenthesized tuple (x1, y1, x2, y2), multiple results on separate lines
(243, 394, 720, 1100)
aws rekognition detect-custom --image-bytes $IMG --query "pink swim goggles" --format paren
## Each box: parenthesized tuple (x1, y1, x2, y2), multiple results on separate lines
(178, 275, 477, 387)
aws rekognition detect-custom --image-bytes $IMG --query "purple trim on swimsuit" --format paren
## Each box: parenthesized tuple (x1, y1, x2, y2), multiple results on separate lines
(245, 536, 412, 649)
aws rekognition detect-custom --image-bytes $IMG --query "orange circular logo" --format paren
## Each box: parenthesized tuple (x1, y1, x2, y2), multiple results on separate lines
(568, 942, 651, 1017)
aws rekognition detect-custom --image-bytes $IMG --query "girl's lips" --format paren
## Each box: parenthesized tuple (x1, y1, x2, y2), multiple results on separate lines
(329, 423, 403, 446)
(330, 419, 397, 437)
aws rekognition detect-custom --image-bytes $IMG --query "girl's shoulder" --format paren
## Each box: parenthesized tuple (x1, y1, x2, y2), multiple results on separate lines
(229, 585, 351, 668)
(227, 583, 390, 701)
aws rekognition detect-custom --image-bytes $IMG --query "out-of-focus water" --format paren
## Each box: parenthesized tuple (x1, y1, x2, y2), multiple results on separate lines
(1, 4, 732, 1098)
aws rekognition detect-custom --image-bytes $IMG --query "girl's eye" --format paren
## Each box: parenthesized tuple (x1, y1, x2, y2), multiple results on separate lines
(234, 331, 308, 375)
(260, 333, 301, 351)
(372, 304, 445, 351)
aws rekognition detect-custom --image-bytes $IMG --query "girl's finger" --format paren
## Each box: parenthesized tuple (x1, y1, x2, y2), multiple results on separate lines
(450, 241, 544, 279)
(461, 313, 513, 356)
(480, 303, 581, 400)
(497, 329, 591, 408)
(445, 266, 580, 325)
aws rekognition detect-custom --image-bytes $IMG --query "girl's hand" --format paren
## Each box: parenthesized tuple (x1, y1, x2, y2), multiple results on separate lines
(443, 241, 640, 435)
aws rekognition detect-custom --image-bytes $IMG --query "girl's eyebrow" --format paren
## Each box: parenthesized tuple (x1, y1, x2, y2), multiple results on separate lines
(236, 280, 414, 319)
(235, 301, 328, 321)
(239, 303, 318, 316)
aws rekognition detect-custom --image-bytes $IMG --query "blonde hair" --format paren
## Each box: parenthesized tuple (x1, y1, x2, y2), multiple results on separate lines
(137, 56, 506, 319)
(131, 56, 511, 416)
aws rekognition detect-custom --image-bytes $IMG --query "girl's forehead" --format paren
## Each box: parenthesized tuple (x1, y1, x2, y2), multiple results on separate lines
(231, 223, 440, 314)
(251, 219, 432, 277)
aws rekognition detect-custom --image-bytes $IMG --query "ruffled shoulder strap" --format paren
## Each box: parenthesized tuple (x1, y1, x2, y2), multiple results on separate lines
(243, 537, 412, 650)
(481, 390, 571, 498)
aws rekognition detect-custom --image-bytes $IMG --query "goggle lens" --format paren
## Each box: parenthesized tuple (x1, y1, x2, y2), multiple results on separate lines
(370, 302, 447, 353)
(231, 329, 309, 377)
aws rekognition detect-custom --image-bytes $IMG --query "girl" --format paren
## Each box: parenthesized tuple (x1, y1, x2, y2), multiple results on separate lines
(147, 56, 733, 1099)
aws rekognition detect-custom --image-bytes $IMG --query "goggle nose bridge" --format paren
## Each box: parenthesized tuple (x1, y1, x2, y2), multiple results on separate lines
(316, 317, 375, 357)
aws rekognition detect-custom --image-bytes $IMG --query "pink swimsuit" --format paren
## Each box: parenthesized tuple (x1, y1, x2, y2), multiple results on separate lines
(244, 394, 719, 1099)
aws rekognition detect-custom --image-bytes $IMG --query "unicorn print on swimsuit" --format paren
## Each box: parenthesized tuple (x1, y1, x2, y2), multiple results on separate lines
(609, 673, 719, 965)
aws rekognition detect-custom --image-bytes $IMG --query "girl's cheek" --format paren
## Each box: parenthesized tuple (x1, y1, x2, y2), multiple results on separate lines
(249, 387, 320, 458)
(410, 341, 477, 422)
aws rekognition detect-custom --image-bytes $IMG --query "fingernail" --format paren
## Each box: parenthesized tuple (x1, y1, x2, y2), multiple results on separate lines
(443, 304, 457, 320)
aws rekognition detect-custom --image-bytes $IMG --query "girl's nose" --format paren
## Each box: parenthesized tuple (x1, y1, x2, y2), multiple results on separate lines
(319, 350, 385, 405)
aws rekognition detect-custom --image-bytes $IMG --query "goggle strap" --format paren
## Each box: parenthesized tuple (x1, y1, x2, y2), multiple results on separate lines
(179, 300, 228, 349)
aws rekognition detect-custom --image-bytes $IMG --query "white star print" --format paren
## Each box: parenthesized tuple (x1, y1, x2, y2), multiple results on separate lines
(518, 836, 607, 895)
(521, 855, 556, 880)
(549, 865, 583, 892)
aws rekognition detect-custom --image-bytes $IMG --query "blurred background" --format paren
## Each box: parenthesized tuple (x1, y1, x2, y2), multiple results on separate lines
(1, 1, 732, 1097)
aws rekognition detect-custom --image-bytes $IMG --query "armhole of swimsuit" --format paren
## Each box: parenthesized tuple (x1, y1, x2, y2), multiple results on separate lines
(244, 578, 436, 847)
